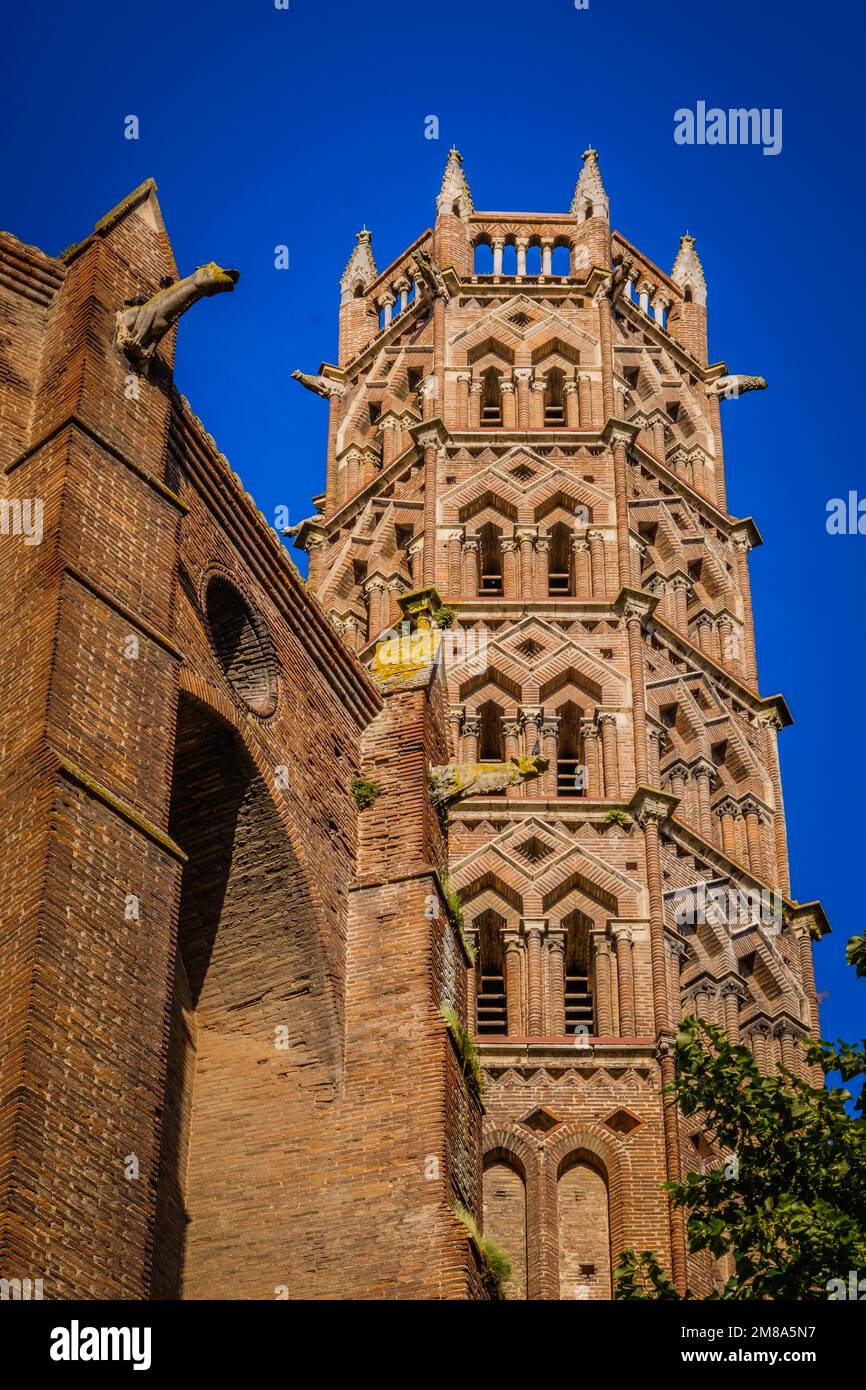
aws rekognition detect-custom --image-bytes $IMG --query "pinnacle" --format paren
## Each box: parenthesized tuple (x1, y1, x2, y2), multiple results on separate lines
(437, 147, 473, 218)
(571, 148, 608, 220)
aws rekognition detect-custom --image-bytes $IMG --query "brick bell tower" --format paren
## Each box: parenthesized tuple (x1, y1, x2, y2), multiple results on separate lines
(293, 147, 829, 1300)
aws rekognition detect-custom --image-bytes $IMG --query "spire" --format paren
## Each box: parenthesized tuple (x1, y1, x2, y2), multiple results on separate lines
(670, 234, 707, 306)
(436, 147, 473, 219)
(340, 228, 378, 300)
(570, 147, 609, 220)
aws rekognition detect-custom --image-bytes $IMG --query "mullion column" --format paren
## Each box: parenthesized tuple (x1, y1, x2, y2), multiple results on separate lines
(542, 715, 560, 798)
(504, 931, 524, 1037)
(614, 927, 635, 1036)
(524, 923, 545, 1037)
(461, 536, 479, 597)
(591, 933, 613, 1036)
(548, 930, 567, 1035)
(598, 713, 620, 799)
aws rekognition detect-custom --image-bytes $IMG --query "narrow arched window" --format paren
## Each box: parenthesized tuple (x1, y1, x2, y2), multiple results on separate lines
(478, 521, 503, 595)
(481, 367, 502, 426)
(544, 366, 566, 427)
(548, 521, 572, 596)
(474, 242, 494, 275)
(474, 909, 507, 1035)
(478, 699, 503, 760)
(556, 701, 584, 797)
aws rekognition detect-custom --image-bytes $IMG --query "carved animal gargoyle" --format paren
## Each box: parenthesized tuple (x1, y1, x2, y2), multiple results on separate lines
(410, 248, 450, 302)
(604, 256, 634, 304)
(291, 370, 346, 400)
(707, 374, 767, 399)
(116, 262, 240, 372)
(428, 755, 548, 808)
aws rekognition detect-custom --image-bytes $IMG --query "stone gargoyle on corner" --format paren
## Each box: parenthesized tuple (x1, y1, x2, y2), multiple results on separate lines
(428, 755, 548, 808)
(115, 261, 240, 372)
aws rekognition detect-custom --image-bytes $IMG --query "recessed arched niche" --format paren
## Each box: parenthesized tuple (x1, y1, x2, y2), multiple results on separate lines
(204, 577, 277, 716)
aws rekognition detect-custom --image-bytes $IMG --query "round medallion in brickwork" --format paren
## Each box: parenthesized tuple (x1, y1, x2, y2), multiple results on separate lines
(205, 577, 277, 716)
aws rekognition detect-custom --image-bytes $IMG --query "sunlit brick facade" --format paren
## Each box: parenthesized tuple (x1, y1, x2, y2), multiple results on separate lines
(293, 149, 829, 1298)
(0, 153, 828, 1301)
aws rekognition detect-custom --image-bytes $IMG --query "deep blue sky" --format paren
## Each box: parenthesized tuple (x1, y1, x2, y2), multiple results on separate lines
(3, 0, 863, 1051)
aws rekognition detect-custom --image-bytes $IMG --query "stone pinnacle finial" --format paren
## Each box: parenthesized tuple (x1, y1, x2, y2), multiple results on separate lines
(671, 233, 708, 307)
(571, 147, 609, 220)
(340, 228, 378, 299)
(437, 147, 473, 219)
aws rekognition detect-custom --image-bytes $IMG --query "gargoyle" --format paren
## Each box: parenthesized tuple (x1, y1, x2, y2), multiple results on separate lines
(291, 370, 346, 400)
(281, 514, 318, 538)
(428, 755, 548, 808)
(604, 256, 634, 304)
(410, 248, 450, 302)
(116, 262, 240, 371)
(707, 374, 767, 399)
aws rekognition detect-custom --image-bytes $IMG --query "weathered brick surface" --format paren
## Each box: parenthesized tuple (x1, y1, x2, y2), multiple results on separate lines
(0, 154, 826, 1301)
(0, 181, 484, 1300)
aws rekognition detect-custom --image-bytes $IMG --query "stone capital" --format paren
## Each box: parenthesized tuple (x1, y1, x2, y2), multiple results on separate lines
(615, 586, 657, 623)
(665, 758, 690, 781)
(629, 786, 677, 826)
(789, 900, 831, 941)
(601, 419, 640, 450)
(409, 416, 449, 451)
(720, 977, 746, 1000)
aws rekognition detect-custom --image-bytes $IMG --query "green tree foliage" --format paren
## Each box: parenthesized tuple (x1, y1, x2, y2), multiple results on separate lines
(615, 938, 866, 1299)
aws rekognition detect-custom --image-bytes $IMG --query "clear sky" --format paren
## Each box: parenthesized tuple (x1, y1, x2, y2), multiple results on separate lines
(3, 0, 864, 1054)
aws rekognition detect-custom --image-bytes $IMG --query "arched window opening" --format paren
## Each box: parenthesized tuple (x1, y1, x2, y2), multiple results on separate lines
(478, 521, 503, 595)
(474, 242, 494, 275)
(205, 578, 277, 716)
(557, 1153, 612, 1299)
(548, 521, 572, 596)
(475, 909, 507, 1035)
(551, 244, 571, 277)
(683, 287, 693, 304)
(563, 911, 594, 1033)
(556, 700, 585, 797)
(544, 366, 566, 427)
(501, 242, 518, 277)
(478, 699, 504, 761)
(525, 244, 542, 277)
(353, 282, 365, 299)
(481, 366, 502, 426)
(483, 1155, 528, 1299)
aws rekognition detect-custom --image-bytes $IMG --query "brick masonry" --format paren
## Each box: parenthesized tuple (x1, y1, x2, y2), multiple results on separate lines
(0, 155, 829, 1300)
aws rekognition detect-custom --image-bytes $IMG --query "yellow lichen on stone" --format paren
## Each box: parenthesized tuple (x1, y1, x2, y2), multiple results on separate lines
(370, 626, 442, 684)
